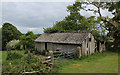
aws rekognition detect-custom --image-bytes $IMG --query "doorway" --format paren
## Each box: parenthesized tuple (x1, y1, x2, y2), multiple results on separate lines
(45, 42, 47, 50)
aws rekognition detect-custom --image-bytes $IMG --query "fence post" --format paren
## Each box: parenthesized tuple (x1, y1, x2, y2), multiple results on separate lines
(77, 46, 82, 58)
(99, 43, 102, 53)
(49, 51, 54, 63)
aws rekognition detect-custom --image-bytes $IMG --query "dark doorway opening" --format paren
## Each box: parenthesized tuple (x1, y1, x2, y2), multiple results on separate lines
(45, 42, 47, 50)
(97, 41, 99, 52)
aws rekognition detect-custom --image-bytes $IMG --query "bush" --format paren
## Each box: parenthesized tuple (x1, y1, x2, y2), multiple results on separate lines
(21, 54, 48, 72)
(3, 53, 49, 73)
(6, 52, 23, 60)
(6, 40, 20, 50)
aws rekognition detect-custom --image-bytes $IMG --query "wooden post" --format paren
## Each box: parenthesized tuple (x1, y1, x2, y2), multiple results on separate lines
(77, 46, 82, 58)
(99, 42, 101, 53)
(45, 51, 48, 56)
(103, 41, 106, 51)
(49, 51, 54, 63)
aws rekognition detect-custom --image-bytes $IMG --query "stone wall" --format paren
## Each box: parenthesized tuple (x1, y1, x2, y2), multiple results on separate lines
(35, 42, 80, 54)
(35, 33, 96, 56)
(81, 33, 96, 55)
(35, 42, 45, 51)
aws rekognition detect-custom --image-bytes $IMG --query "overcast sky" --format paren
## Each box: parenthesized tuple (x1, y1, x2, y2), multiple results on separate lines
(2, 2, 114, 34)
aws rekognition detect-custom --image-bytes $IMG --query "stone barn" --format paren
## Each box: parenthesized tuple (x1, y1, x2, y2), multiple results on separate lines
(35, 31, 96, 56)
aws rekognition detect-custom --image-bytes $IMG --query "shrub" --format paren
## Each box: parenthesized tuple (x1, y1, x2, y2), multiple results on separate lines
(21, 54, 48, 72)
(3, 53, 49, 73)
(6, 40, 20, 50)
(6, 52, 23, 60)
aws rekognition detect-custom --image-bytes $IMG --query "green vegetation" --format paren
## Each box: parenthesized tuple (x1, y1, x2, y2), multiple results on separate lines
(2, 23, 41, 51)
(2, 23, 22, 50)
(44, 12, 96, 33)
(20, 31, 40, 50)
(1, 1, 120, 74)
(6, 52, 23, 60)
(2, 51, 49, 73)
(6, 40, 20, 50)
(44, 2, 120, 51)
(2, 51, 23, 63)
(1, 51, 118, 73)
(53, 52, 118, 73)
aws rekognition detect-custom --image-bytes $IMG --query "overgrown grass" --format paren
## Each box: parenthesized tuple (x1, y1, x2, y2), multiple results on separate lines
(53, 51, 118, 73)
(2, 50, 23, 63)
(1, 51, 119, 73)
(2, 51, 49, 73)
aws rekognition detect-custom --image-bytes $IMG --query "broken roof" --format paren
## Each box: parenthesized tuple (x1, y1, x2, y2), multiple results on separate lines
(35, 31, 91, 44)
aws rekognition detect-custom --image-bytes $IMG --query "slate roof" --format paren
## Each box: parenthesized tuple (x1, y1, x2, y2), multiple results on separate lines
(35, 31, 91, 44)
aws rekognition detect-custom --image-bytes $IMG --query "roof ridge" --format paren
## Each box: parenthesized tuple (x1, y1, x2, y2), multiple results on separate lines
(48, 30, 91, 33)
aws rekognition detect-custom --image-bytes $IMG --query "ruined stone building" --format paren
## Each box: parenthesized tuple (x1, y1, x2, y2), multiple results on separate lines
(35, 31, 96, 56)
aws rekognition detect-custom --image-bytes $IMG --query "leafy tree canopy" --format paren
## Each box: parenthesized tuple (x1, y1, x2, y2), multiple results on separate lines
(2, 23, 22, 50)
(44, 2, 97, 33)
(44, 1, 120, 51)
(20, 31, 40, 50)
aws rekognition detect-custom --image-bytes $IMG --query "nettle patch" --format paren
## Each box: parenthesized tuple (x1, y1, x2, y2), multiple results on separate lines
(2, 53, 50, 73)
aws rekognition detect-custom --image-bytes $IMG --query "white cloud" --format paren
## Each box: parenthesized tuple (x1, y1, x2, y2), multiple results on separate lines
(2, 0, 119, 2)
(1, 2, 114, 34)
(2, 2, 73, 33)
(2, 0, 76, 2)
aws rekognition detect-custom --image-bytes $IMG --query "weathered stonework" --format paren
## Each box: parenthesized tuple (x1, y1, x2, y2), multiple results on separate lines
(35, 31, 96, 56)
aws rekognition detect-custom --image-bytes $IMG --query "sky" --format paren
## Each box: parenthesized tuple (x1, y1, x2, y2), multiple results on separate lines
(1, 1, 114, 34)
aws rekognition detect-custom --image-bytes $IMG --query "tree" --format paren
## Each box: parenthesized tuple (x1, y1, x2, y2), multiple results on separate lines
(44, 2, 96, 33)
(20, 31, 40, 50)
(69, 1, 120, 50)
(106, 2, 120, 50)
(2, 23, 22, 50)
(44, 1, 120, 50)
(81, 1, 120, 50)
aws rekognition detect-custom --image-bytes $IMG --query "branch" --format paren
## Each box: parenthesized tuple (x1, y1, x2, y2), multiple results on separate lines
(88, 2, 118, 27)
(103, 19, 118, 27)
(98, 7, 102, 17)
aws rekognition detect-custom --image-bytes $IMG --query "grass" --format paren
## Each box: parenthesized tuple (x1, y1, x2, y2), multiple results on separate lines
(1, 50, 23, 63)
(1, 50, 50, 73)
(0, 50, 23, 73)
(1, 50, 119, 73)
(55, 51, 118, 73)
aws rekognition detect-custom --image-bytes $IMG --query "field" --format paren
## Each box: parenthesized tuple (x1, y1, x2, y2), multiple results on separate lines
(1, 51, 119, 73)
(56, 52, 118, 73)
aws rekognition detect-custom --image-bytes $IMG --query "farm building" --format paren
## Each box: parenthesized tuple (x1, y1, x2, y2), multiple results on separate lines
(35, 31, 96, 56)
